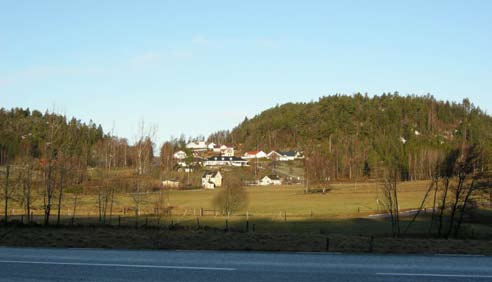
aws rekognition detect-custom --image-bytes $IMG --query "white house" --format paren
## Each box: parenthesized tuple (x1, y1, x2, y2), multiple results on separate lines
(259, 175, 282, 186)
(243, 150, 267, 159)
(221, 146, 235, 157)
(276, 151, 302, 161)
(173, 150, 187, 160)
(186, 141, 207, 151)
(203, 156, 248, 167)
(162, 180, 181, 188)
(266, 151, 282, 160)
(207, 142, 216, 150)
(202, 171, 223, 189)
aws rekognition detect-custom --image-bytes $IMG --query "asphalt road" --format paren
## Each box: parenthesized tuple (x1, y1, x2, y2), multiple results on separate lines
(0, 247, 491, 281)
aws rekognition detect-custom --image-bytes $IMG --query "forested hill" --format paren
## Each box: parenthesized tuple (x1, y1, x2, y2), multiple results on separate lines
(224, 94, 492, 181)
(0, 108, 105, 165)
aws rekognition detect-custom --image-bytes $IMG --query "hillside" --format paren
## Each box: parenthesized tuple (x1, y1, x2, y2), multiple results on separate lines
(221, 93, 492, 181)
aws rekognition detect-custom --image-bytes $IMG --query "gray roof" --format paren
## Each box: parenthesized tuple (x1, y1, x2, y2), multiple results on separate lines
(266, 175, 281, 180)
(278, 151, 297, 157)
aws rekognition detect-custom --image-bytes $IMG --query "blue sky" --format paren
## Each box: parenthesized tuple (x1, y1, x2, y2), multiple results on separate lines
(1, 1, 491, 145)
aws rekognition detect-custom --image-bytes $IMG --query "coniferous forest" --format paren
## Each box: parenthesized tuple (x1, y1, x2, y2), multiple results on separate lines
(221, 93, 492, 182)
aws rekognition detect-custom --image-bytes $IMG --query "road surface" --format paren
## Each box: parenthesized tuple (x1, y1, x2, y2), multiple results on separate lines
(0, 247, 490, 281)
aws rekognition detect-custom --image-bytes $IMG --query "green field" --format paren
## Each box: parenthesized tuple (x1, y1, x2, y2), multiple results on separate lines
(22, 181, 430, 217)
(6, 179, 492, 238)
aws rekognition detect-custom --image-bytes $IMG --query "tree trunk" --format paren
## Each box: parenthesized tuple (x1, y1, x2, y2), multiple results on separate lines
(4, 156, 9, 224)
(44, 162, 53, 226)
(454, 180, 475, 237)
(109, 187, 114, 224)
(26, 165, 32, 224)
(428, 177, 439, 234)
(438, 177, 450, 237)
(56, 168, 65, 225)
(71, 194, 78, 224)
(445, 176, 465, 238)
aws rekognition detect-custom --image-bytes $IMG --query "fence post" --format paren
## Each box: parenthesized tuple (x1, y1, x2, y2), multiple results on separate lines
(196, 217, 200, 228)
(284, 211, 287, 222)
(245, 220, 249, 232)
(225, 219, 229, 232)
(325, 237, 330, 252)
(200, 208, 204, 217)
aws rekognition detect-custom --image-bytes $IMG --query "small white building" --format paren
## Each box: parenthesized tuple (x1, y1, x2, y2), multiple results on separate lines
(243, 150, 267, 159)
(267, 151, 304, 161)
(202, 171, 223, 189)
(207, 142, 216, 150)
(173, 150, 187, 160)
(276, 151, 302, 161)
(186, 141, 207, 151)
(162, 180, 181, 188)
(259, 175, 282, 186)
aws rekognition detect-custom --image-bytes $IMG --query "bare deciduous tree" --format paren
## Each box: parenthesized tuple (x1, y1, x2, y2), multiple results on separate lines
(134, 120, 157, 175)
(379, 166, 400, 237)
(213, 175, 248, 216)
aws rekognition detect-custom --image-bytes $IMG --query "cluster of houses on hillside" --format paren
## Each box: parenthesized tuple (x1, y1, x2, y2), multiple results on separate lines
(163, 141, 303, 189)
(173, 141, 303, 168)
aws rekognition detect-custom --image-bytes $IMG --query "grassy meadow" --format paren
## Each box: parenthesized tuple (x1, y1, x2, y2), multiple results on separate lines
(7, 178, 492, 238)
